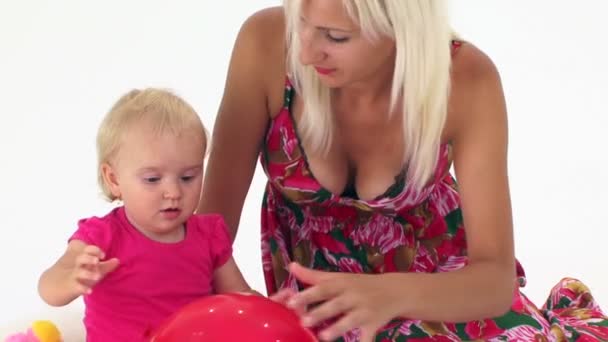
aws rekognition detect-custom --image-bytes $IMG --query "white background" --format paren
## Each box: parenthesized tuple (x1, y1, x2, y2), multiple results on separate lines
(1, 0, 606, 336)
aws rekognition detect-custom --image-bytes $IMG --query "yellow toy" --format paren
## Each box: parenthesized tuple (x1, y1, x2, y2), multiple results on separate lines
(4, 320, 62, 342)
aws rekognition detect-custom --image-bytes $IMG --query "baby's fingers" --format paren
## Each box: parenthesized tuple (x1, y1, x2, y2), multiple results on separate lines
(82, 245, 105, 259)
(75, 252, 100, 268)
(75, 268, 101, 284)
(73, 269, 101, 295)
(74, 282, 93, 295)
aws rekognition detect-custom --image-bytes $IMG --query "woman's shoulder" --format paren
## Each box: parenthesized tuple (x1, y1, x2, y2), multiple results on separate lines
(235, 7, 289, 115)
(451, 41, 501, 90)
(245, 6, 285, 29)
(238, 7, 286, 57)
(447, 41, 506, 139)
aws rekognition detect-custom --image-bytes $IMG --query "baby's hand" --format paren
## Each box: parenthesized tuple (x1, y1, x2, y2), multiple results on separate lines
(71, 245, 119, 295)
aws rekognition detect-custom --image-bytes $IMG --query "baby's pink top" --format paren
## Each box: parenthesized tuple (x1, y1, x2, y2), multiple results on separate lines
(70, 207, 232, 342)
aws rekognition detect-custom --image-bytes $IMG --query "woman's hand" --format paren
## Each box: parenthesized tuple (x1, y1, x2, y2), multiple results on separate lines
(285, 262, 405, 342)
(270, 287, 308, 316)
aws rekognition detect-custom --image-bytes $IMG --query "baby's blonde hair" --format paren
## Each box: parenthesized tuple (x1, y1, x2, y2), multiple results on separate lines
(284, 0, 453, 191)
(96, 88, 207, 201)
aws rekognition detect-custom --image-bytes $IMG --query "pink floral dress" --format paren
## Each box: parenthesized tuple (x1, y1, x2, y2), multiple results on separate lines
(259, 43, 608, 341)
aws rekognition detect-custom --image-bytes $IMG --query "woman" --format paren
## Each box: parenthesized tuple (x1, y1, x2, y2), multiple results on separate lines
(199, 1, 608, 340)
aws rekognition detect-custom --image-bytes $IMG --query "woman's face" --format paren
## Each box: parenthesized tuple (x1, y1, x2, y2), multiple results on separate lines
(298, 0, 396, 89)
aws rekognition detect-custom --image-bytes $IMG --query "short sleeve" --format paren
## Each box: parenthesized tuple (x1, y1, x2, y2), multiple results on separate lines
(202, 215, 233, 269)
(69, 215, 114, 253)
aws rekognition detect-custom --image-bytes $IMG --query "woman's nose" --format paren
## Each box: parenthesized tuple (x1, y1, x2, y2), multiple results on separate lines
(299, 29, 326, 66)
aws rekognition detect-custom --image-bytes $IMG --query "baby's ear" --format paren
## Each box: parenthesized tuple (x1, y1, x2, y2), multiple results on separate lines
(101, 163, 121, 199)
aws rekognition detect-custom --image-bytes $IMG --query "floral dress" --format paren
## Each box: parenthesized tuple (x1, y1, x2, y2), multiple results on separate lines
(259, 44, 608, 342)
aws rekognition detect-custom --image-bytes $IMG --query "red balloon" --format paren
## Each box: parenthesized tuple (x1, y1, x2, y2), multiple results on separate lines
(148, 293, 318, 342)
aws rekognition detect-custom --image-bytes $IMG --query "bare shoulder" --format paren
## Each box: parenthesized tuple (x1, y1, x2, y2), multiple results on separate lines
(240, 6, 285, 49)
(238, 7, 286, 68)
(452, 42, 502, 98)
(448, 42, 507, 138)
(237, 6, 288, 115)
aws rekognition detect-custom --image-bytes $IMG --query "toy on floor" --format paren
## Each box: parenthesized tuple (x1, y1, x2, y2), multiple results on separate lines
(148, 293, 318, 341)
(4, 320, 62, 342)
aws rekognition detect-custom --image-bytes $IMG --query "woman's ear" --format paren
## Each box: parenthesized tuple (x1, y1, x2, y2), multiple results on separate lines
(101, 162, 121, 199)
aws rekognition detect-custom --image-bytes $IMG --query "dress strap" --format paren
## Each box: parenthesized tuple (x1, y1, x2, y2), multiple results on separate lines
(283, 77, 295, 109)
(451, 39, 463, 55)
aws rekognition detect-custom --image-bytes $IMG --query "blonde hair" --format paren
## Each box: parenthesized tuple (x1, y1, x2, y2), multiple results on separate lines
(284, 0, 453, 191)
(97, 88, 207, 201)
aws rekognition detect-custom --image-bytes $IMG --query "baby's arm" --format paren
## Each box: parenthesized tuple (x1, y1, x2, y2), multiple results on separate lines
(212, 257, 261, 295)
(38, 240, 119, 306)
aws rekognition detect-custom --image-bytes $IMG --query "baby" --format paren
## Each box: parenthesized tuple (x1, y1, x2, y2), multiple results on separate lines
(38, 88, 251, 341)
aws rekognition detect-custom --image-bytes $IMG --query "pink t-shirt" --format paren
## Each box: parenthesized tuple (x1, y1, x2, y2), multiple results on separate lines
(69, 207, 232, 342)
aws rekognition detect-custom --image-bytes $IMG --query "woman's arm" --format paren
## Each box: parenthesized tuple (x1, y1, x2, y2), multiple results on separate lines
(390, 42, 516, 322)
(197, 7, 284, 241)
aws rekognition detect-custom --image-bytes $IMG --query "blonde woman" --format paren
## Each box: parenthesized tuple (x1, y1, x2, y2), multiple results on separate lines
(199, 1, 608, 341)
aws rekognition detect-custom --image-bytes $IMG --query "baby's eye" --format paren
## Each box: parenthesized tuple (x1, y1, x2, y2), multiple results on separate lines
(181, 176, 195, 182)
(143, 177, 161, 183)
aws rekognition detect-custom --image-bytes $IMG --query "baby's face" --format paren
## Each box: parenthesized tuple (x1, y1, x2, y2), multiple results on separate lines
(111, 124, 205, 242)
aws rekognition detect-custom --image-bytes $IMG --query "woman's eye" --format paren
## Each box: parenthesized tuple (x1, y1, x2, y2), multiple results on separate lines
(326, 34, 349, 43)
